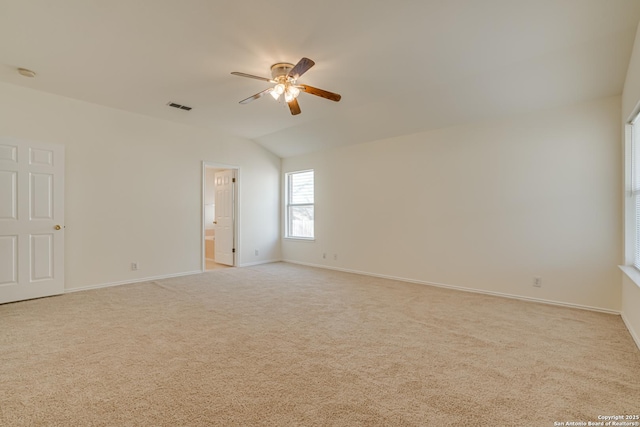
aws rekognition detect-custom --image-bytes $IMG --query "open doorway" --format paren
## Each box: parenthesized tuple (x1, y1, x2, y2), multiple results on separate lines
(203, 162, 239, 271)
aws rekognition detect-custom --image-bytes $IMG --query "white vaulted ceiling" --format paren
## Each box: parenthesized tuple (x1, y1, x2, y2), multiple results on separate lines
(0, 0, 639, 157)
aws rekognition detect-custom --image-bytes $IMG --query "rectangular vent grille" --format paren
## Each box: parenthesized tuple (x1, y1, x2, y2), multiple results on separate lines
(167, 102, 192, 111)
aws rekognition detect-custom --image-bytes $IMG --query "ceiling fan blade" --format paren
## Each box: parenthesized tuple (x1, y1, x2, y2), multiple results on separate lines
(288, 57, 315, 80)
(231, 72, 275, 83)
(299, 85, 341, 102)
(239, 88, 273, 104)
(288, 98, 301, 115)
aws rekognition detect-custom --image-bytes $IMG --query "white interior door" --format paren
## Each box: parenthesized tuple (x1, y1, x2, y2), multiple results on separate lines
(0, 138, 64, 304)
(214, 169, 235, 266)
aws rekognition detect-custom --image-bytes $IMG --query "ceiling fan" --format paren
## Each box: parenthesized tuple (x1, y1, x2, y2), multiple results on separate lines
(231, 57, 341, 116)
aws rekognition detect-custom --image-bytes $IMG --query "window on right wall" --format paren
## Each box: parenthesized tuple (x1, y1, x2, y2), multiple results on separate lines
(628, 113, 640, 270)
(285, 169, 314, 239)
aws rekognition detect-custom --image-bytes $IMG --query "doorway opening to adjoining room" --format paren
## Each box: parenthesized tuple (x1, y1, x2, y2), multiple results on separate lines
(202, 162, 239, 271)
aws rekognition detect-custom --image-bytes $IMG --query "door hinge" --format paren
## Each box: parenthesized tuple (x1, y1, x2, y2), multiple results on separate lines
(232, 248, 236, 253)
(232, 178, 236, 183)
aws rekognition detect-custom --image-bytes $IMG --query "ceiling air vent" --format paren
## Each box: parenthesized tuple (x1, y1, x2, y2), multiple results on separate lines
(167, 102, 192, 111)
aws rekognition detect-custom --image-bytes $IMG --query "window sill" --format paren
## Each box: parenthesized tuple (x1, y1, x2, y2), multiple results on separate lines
(619, 265, 640, 290)
(284, 237, 315, 242)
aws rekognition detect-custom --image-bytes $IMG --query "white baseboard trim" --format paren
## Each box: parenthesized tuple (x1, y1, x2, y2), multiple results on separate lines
(621, 313, 640, 351)
(64, 259, 283, 294)
(238, 259, 283, 268)
(284, 260, 621, 315)
(64, 270, 203, 294)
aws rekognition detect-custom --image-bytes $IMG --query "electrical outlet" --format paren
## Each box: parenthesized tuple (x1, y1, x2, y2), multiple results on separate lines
(533, 276, 542, 287)
(333, 254, 337, 261)
(322, 253, 326, 259)
(254, 249, 259, 256)
(131, 262, 138, 271)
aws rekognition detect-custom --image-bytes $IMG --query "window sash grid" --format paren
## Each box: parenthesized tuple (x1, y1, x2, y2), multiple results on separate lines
(285, 170, 314, 239)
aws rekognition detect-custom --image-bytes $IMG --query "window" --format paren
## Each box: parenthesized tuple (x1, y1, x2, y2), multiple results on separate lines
(631, 116, 640, 269)
(285, 170, 314, 239)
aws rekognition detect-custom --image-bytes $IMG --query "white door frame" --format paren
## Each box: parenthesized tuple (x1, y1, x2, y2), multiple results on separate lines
(201, 161, 240, 270)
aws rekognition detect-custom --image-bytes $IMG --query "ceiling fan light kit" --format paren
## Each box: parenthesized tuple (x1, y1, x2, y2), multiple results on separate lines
(231, 57, 341, 116)
(269, 62, 299, 102)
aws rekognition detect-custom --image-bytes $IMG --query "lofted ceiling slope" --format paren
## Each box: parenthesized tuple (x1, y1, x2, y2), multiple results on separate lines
(0, 0, 639, 158)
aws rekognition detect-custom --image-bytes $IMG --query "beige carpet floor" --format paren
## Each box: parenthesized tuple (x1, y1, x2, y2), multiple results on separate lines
(1, 262, 639, 426)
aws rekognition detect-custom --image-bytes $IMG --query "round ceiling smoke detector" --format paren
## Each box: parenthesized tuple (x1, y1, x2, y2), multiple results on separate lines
(17, 68, 36, 78)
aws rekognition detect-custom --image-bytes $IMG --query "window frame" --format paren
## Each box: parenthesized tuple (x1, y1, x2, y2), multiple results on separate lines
(625, 111, 640, 271)
(284, 169, 315, 240)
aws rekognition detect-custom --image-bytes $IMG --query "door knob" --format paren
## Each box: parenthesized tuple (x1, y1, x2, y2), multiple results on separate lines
(213, 221, 217, 224)
(54, 225, 62, 230)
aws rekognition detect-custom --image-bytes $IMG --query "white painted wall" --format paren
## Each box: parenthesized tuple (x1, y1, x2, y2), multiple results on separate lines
(0, 82, 281, 290)
(283, 96, 622, 311)
(623, 23, 640, 123)
(621, 22, 640, 346)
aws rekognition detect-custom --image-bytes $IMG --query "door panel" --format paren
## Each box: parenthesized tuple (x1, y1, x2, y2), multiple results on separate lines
(0, 235, 17, 285)
(30, 173, 53, 219)
(0, 171, 17, 219)
(0, 138, 64, 304)
(30, 234, 53, 281)
(0, 144, 17, 161)
(30, 147, 54, 166)
(214, 170, 235, 266)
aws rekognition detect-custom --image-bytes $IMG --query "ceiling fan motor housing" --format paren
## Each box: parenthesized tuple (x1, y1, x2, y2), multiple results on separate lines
(271, 63, 294, 80)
